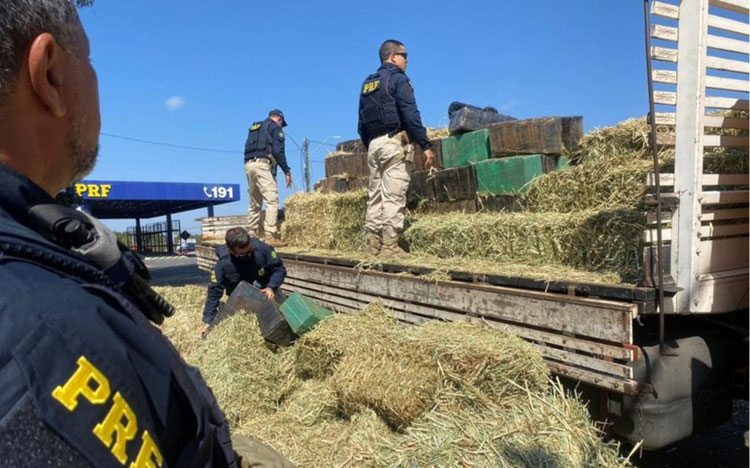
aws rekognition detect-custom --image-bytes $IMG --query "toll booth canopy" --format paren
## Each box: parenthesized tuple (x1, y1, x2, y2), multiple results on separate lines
(73, 180, 240, 253)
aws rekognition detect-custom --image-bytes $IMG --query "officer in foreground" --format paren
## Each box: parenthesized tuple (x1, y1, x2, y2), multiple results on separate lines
(0, 1, 292, 466)
(244, 109, 293, 248)
(358, 39, 435, 258)
(199, 227, 287, 339)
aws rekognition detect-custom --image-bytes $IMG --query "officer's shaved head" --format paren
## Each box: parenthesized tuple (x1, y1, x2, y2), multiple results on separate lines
(379, 39, 404, 64)
(0, 0, 92, 102)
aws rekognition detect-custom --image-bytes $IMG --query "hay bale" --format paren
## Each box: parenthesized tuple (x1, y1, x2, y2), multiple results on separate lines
(370, 383, 630, 468)
(278, 379, 339, 426)
(294, 303, 398, 379)
(403, 209, 645, 283)
(281, 190, 367, 251)
(408, 321, 548, 404)
(156, 285, 208, 359)
(524, 154, 654, 213)
(160, 288, 633, 468)
(190, 314, 297, 426)
(331, 349, 442, 429)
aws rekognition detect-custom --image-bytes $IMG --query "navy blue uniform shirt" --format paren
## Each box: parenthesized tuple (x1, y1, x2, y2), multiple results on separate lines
(357, 62, 431, 151)
(0, 164, 236, 467)
(202, 241, 287, 323)
(267, 119, 291, 175)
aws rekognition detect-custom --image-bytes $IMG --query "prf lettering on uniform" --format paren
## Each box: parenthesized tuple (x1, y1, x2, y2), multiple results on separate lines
(362, 80, 379, 94)
(75, 183, 112, 198)
(51, 356, 164, 468)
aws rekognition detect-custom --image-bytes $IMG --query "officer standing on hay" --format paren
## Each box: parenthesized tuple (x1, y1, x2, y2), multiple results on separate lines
(199, 227, 287, 339)
(244, 109, 293, 248)
(358, 39, 435, 258)
(0, 1, 292, 466)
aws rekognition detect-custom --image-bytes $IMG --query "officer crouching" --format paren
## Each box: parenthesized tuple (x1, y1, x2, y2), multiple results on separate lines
(358, 39, 436, 258)
(200, 227, 287, 339)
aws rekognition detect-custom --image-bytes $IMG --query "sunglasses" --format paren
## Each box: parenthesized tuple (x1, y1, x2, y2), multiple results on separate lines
(394, 52, 408, 60)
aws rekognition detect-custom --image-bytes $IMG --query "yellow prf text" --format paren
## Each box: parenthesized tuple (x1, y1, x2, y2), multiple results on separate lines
(51, 356, 164, 468)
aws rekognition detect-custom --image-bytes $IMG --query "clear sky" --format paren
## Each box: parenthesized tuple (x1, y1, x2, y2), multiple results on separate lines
(77, 1, 663, 234)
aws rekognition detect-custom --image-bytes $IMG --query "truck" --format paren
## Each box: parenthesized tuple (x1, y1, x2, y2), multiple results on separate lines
(197, 0, 748, 450)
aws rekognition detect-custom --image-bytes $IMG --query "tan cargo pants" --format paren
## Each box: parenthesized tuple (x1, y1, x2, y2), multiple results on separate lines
(365, 133, 413, 237)
(245, 158, 279, 238)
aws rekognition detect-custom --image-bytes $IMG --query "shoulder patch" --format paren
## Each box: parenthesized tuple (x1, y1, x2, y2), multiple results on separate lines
(278, 131, 284, 139)
(271, 250, 278, 259)
(210, 271, 217, 283)
(408, 81, 413, 88)
(257, 268, 265, 277)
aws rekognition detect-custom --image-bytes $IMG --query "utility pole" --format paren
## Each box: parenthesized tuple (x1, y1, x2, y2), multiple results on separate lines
(303, 137, 311, 192)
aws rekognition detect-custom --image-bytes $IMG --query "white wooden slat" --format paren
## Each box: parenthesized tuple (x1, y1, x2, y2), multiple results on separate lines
(654, 112, 750, 129)
(652, 24, 748, 53)
(701, 208, 750, 221)
(710, 0, 750, 15)
(703, 223, 750, 237)
(659, 133, 750, 146)
(654, 91, 678, 105)
(700, 237, 749, 274)
(652, 46, 679, 62)
(706, 75, 750, 92)
(652, 71, 750, 92)
(705, 96, 750, 109)
(652, 1, 680, 19)
(652, 24, 679, 42)
(708, 13, 750, 36)
(706, 55, 750, 73)
(704, 115, 750, 129)
(707, 33, 750, 54)
(653, 69, 678, 84)
(692, 271, 749, 313)
(647, 173, 750, 186)
(645, 223, 749, 243)
(704, 134, 750, 147)
(700, 189, 750, 204)
(646, 208, 749, 224)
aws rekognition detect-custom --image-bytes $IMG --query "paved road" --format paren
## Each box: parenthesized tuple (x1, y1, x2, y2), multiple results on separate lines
(143, 254, 209, 287)
(144, 255, 748, 467)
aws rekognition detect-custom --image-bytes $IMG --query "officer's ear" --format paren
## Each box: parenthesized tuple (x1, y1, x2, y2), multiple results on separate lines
(27, 33, 67, 118)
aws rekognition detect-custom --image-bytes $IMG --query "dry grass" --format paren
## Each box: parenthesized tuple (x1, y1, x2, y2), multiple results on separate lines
(403, 209, 645, 283)
(281, 190, 367, 251)
(158, 294, 633, 467)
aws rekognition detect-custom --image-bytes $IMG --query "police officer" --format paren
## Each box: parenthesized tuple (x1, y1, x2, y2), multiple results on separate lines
(199, 227, 287, 339)
(358, 40, 436, 258)
(0, 2, 292, 466)
(244, 110, 293, 248)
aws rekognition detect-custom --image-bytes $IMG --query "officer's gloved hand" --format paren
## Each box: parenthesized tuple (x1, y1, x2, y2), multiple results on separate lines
(232, 435, 296, 468)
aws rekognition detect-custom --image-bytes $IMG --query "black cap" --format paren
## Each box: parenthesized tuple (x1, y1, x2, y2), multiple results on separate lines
(269, 109, 288, 127)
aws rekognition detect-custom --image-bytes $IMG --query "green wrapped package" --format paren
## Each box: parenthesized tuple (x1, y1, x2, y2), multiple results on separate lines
(441, 129, 490, 168)
(280, 293, 334, 336)
(476, 155, 545, 195)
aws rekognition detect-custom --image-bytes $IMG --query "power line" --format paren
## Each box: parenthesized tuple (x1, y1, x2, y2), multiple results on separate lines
(100, 132, 239, 154)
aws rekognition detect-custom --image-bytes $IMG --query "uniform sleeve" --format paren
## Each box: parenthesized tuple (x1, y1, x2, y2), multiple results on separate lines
(271, 126, 290, 175)
(357, 94, 371, 149)
(264, 248, 287, 291)
(202, 262, 226, 324)
(394, 75, 431, 151)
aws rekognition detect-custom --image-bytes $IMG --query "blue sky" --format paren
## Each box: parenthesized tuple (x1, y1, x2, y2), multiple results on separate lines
(76, 1, 681, 233)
